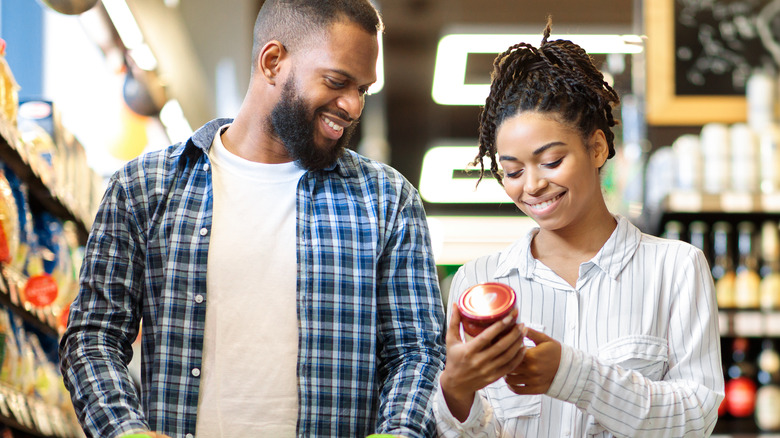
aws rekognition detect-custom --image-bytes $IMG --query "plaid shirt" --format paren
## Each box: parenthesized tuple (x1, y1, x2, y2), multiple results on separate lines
(59, 119, 446, 438)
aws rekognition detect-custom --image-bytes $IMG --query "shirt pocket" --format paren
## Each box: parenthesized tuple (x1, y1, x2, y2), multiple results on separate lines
(596, 334, 669, 381)
(483, 321, 546, 420)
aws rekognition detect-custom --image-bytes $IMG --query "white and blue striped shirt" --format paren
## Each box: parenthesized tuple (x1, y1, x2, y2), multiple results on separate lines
(436, 215, 724, 437)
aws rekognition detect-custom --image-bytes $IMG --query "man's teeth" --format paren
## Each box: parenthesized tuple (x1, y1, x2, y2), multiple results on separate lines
(529, 194, 562, 210)
(323, 116, 343, 131)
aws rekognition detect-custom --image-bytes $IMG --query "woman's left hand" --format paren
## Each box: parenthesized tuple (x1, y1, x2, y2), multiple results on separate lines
(503, 327, 562, 395)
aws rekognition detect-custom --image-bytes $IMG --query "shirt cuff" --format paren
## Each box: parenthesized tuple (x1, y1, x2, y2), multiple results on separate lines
(546, 342, 591, 404)
(435, 378, 487, 429)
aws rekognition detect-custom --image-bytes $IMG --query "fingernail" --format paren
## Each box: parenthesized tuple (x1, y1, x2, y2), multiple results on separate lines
(503, 315, 514, 324)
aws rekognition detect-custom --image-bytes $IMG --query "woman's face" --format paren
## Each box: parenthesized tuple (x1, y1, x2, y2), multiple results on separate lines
(496, 111, 608, 232)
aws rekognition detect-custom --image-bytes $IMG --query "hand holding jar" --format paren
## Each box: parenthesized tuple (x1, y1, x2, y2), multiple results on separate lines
(439, 283, 528, 422)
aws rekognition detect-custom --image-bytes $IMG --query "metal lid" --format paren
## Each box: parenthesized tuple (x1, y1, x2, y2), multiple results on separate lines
(458, 282, 516, 320)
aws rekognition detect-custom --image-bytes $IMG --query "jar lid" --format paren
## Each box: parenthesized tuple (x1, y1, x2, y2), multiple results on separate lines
(458, 282, 516, 320)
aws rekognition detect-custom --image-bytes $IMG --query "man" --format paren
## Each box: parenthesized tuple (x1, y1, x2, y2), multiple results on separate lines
(58, 1, 446, 437)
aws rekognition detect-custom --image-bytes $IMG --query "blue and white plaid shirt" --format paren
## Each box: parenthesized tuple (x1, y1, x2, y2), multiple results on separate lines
(59, 119, 446, 438)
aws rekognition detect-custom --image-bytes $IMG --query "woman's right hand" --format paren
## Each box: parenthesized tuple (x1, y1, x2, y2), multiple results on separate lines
(438, 302, 528, 422)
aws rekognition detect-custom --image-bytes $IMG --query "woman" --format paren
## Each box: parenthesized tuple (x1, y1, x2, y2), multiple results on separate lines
(435, 19, 724, 437)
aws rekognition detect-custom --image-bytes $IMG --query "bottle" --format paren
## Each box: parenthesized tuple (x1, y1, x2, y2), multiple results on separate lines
(759, 125, 780, 194)
(700, 123, 730, 194)
(689, 221, 711, 267)
(755, 339, 780, 431)
(735, 221, 761, 309)
(725, 337, 758, 418)
(729, 123, 759, 194)
(760, 221, 780, 310)
(662, 220, 684, 241)
(712, 222, 736, 309)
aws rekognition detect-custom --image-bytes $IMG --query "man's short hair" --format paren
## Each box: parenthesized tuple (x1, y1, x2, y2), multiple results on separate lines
(251, 0, 383, 73)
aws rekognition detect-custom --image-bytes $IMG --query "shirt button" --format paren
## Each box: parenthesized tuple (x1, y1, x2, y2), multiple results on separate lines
(569, 323, 576, 331)
(195, 294, 204, 303)
(192, 368, 201, 377)
(203, 163, 210, 171)
(186, 434, 194, 438)
(199, 227, 208, 236)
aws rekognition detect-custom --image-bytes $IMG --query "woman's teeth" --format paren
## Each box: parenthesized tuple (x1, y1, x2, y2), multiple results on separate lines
(529, 193, 562, 210)
(323, 116, 343, 132)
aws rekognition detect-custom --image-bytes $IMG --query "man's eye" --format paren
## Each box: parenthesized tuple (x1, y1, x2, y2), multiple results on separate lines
(328, 78, 345, 88)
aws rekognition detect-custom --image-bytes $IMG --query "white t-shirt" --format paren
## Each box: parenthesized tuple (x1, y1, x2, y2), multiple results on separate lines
(195, 126, 305, 437)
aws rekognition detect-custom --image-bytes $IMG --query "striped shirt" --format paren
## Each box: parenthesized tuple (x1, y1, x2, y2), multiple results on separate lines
(435, 215, 724, 437)
(59, 118, 446, 438)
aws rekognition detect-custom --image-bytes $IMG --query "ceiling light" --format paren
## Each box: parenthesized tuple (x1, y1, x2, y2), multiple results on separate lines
(432, 33, 644, 106)
(419, 144, 509, 204)
(129, 44, 157, 71)
(102, 0, 158, 71)
(160, 99, 193, 143)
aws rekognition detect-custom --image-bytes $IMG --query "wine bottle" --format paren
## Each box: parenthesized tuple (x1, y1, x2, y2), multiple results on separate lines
(725, 337, 758, 418)
(760, 221, 780, 310)
(689, 221, 711, 267)
(662, 220, 683, 241)
(713, 221, 736, 309)
(755, 339, 780, 431)
(735, 221, 761, 309)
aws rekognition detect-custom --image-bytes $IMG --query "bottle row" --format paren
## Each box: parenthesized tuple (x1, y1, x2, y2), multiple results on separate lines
(718, 337, 780, 433)
(662, 219, 780, 310)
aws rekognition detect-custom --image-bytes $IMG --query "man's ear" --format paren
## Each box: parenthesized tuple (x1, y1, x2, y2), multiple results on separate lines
(258, 40, 287, 85)
(589, 129, 609, 168)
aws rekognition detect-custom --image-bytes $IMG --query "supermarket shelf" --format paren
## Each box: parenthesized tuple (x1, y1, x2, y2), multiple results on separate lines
(0, 118, 89, 245)
(0, 383, 82, 438)
(662, 191, 780, 214)
(0, 266, 58, 338)
(718, 310, 780, 338)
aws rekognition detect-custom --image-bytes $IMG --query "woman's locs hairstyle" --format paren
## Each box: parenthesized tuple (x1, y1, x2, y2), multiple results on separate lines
(472, 16, 621, 186)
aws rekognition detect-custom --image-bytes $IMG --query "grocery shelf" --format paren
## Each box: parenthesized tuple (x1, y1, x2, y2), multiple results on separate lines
(0, 266, 58, 338)
(718, 310, 780, 338)
(662, 191, 780, 214)
(0, 118, 89, 245)
(0, 383, 82, 437)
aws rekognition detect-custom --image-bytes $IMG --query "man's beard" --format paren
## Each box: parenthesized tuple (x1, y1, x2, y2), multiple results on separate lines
(269, 76, 358, 170)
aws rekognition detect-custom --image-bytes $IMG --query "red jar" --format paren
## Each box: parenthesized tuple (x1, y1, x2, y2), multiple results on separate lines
(457, 282, 516, 339)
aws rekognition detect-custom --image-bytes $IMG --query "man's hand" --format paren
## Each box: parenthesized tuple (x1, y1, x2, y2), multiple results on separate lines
(439, 303, 527, 422)
(503, 327, 561, 395)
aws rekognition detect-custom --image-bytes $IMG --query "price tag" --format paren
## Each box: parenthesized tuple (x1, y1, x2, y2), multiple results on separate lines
(762, 193, 780, 212)
(721, 192, 755, 212)
(668, 191, 702, 212)
(718, 312, 730, 335)
(733, 311, 764, 336)
(765, 312, 780, 336)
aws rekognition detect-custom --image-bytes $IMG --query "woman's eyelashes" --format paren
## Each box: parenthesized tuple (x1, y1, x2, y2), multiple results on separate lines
(503, 158, 563, 179)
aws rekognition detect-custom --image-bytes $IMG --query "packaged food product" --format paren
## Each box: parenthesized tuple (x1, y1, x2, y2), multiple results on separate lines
(0, 38, 20, 126)
(0, 168, 20, 265)
(457, 282, 516, 340)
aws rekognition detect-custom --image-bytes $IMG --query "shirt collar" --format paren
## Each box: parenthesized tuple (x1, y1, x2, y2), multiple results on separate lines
(493, 214, 641, 281)
(176, 118, 357, 179)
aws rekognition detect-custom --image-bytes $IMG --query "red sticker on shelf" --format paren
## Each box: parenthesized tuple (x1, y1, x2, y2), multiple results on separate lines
(23, 274, 58, 307)
(0, 223, 9, 264)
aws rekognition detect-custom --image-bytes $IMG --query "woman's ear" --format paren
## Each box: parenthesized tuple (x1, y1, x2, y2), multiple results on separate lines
(257, 40, 286, 85)
(589, 129, 609, 168)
